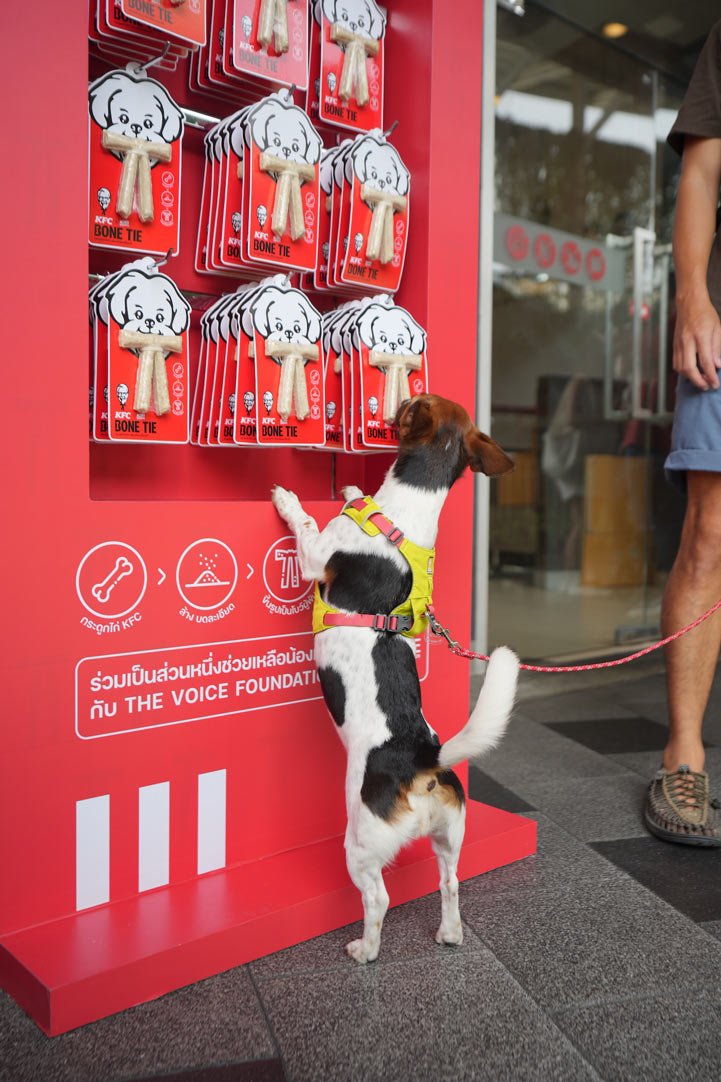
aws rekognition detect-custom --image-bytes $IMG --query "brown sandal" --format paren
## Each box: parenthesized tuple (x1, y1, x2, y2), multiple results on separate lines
(644, 765, 721, 847)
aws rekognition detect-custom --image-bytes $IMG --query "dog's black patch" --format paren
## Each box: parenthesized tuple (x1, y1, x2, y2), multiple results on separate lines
(323, 552, 412, 614)
(361, 635, 441, 820)
(393, 427, 466, 492)
(318, 666, 346, 727)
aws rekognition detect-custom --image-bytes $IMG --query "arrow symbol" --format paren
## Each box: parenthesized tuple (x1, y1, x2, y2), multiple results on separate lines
(246, 563, 254, 580)
(157, 568, 166, 586)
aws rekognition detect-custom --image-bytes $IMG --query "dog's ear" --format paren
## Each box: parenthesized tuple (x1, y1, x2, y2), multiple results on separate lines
(464, 427, 514, 476)
(397, 397, 433, 441)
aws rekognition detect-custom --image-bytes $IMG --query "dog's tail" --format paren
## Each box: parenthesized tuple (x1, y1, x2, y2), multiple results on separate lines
(438, 646, 519, 769)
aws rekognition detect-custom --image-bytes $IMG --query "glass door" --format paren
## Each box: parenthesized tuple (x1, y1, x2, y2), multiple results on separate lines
(487, 2, 686, 659)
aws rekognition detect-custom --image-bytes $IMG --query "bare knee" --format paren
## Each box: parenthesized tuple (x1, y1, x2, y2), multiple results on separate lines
(678, 509, 721, 580)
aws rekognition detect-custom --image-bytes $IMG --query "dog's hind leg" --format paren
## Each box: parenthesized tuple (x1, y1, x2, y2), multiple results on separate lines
(344, 833, 390, 964)
(431, 799, 466, 946)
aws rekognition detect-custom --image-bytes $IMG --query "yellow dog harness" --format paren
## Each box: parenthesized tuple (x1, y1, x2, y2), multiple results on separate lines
(312, 496, 435, 638)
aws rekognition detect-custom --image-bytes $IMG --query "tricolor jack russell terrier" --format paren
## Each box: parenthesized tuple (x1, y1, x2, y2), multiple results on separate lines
(271, 395, 519, 963)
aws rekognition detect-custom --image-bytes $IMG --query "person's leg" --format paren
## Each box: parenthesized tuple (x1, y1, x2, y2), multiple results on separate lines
(662, 470, 721, 771)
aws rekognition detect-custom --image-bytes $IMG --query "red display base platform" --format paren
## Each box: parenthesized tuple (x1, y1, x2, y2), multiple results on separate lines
(0, 803, 535, 1036)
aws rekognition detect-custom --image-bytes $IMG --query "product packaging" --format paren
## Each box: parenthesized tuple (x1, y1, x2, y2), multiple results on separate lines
(90, 257, 192, 444)
(89, 65, 185, 255)
(316, 0, 386, 132)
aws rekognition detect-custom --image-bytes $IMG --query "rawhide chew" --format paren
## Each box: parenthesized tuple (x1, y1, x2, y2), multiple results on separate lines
(360, 183, 407, 264)
(369, 348, 422, 422)
(101, 130, 172, 223)
(330, 22, 379, 106)
(118, 328, 183, 415)
(257, 0, 290, 53)
(265, 339, 320, 422)
(259, 152, 316, 240)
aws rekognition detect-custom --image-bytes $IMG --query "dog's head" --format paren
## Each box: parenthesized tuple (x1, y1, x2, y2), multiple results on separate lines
(252, 287, 322, 346)
(357, 304, 425, 355)
(394, 395, 514, 489)
(107, 269, 190, 336)
(322, 0, 386, 40)
(89, 70, 184, 147)
(353, 138, 409, 196)
(249, 97, 322, 165)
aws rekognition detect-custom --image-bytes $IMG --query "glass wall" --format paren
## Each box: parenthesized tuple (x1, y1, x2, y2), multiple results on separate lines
(488, 2, 687, 658)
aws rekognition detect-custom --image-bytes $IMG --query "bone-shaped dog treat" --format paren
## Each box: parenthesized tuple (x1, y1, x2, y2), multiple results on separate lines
(360, 184, 407, 264)
(257, 0, 289, 53)
(118, 328, 183, 416)
(91, 556, 133, 603)
(259, 153, 316, 241)
(265, 339, 319, 422)
(369, 349, 422, 422)
(101, 130, 173, 223)
(330, 23, 380, 106)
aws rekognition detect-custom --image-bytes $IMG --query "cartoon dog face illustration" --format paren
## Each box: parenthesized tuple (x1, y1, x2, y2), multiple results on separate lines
(357, 304, 426, 355)
(253, 287, 322, 346)
(106, 270, 191, 336)
(353, 137, 410, 197)
(89, 70, 184, 158)
(321, 0, 386, 40)
(249, 97, 322, 165)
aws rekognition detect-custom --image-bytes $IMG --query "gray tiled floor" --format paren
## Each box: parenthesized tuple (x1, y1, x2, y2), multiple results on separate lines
(3, 660, 721, 1081)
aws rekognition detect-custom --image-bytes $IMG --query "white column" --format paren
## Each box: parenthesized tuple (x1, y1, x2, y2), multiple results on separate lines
(138, 781, 170, 892)
(76, 795, 110, 910)
(197, 769, 226, 875)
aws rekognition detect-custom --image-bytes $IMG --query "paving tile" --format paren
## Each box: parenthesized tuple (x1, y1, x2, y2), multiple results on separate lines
(546, 716, 669, 755)
(0, 968, 274, 1082)
(459, 814, 622, 899)
(592, 836, 721, 923)
(467, 766, 535, 812)
(516, 692, 637, 725)
(553, 991, 721, 1082)
(461, 877, 721, 1009)
(249, 892, 486, 979)
(524, 775, 648, 841)
(703, 920, 721, 941)
(476, 717, 628, 800)
(125, 1064, 286, 1082)
(256, 950, 600, 1082)
(608, 745, 721, 787)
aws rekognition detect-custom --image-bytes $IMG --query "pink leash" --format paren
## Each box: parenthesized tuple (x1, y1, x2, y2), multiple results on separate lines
(425, 597, 721, 674)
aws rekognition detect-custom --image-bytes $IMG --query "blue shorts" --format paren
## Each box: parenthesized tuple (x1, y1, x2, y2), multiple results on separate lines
(665, 376, 721, 491)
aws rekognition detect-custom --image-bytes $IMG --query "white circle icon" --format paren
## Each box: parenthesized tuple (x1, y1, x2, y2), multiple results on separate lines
(176, 539, 238, 611)
(76, 542, 147, 619)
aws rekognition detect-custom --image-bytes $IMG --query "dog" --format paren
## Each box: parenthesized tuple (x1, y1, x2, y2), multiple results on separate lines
(321, 0, 386, 41)
(249, 95, 323, 167)
(106, 268, 191, 338)
(252, 285, 323, 347)
(271, 394, 518, 963)
(353, 134, 409, 199)
(357, 301, 426, 356)
(88, 70, 184, 156)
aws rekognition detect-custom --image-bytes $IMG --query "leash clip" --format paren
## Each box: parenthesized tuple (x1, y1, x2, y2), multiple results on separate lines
(425, 607, 460, 651)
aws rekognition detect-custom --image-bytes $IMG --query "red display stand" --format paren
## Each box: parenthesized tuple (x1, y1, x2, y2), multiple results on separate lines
(0, 1, 536, 1036)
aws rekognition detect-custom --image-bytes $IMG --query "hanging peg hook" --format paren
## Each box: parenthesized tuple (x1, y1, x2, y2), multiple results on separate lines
(154, 247, 176, 269)
(383, 120, 399, 140)
(138, 42, 172, 73)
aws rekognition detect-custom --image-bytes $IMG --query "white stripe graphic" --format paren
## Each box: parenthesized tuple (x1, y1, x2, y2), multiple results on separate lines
(76, 795, 110, 910)
(197, 769, 226, 874)
(138, 781, 170, 892)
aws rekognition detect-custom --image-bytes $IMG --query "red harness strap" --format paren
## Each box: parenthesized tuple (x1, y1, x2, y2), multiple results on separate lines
(345, 498, 406, 546)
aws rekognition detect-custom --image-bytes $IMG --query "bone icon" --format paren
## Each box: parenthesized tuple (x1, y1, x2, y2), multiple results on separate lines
(91, 557, 133, 603)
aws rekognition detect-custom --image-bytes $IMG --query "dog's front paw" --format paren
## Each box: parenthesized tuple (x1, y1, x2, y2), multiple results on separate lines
(271, 485, 301, 524)
(345, 938, 379, 964)
(341, 485, 364, 503)
(435, 923, 463, 947)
